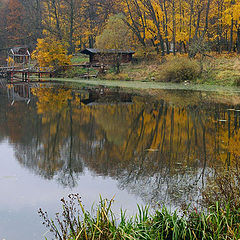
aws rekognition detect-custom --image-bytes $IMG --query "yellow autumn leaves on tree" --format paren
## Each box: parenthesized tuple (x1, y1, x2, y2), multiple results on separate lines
(32, 38, 72, 69)
(1, 0, 240, 57)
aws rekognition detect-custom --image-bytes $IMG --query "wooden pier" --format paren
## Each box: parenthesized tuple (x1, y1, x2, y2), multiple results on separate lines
(0, 62, 106, 82)
(0, 67, 54, 82)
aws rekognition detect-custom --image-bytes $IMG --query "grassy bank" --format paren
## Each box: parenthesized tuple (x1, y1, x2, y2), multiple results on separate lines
(102, 54, 240, 86)
(68, 54, 240, 87)
(55, 77, 240, 92)
(40, 194, 240, 240)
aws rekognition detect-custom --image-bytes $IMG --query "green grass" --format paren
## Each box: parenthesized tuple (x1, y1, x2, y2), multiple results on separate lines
(40, 195, 240, 240)
(62, 67, 98, 78)
(99, 55, 240, 86)
(53, 77, 240, 93)
(71, 54, 89, 64)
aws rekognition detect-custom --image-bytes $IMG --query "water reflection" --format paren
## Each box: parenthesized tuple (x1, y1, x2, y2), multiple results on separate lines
(1, 82, 240, 208)
(7, 83, 31, 105)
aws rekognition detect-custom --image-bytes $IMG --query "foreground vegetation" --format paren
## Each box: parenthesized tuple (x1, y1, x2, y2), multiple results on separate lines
(40, 168, 240, 240)
(40, 195, 240, 240)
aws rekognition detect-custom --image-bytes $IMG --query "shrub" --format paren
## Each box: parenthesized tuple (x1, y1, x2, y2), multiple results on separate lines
(157, 58, 201, 83)
(202, 166, 240, 210)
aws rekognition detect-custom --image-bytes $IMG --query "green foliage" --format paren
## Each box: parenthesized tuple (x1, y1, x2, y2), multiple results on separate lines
(157, 58, 201, 83)
(40, 195, 240, 240)
(96, 14, 131, 49)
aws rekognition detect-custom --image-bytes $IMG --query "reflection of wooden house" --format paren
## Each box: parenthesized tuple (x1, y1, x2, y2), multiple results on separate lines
(7, 83, 31, 105)
(80, 48, 135, 64)
(7, 46, 31, 68)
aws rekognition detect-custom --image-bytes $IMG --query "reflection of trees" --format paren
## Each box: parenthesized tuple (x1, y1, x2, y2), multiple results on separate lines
(0, 87, 7, 143)
(1, 85, 240, 207)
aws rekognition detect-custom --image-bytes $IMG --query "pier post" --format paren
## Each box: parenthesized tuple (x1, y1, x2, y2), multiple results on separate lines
(11, 72, 13, 83)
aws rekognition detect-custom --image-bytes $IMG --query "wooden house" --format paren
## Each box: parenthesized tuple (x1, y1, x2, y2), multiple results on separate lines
(7, 46, 31, 68)
(80, 48, 135, 64)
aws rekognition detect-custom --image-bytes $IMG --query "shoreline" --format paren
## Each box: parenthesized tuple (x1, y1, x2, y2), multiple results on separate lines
(54, 78, 240, 93)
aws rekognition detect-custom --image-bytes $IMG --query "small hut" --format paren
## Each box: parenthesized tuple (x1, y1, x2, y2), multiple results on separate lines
(80, 48, 135, 64)
(7, 46, 31, 68)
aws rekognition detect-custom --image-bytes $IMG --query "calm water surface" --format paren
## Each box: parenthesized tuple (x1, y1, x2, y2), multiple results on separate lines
(1, 80, 240, 239)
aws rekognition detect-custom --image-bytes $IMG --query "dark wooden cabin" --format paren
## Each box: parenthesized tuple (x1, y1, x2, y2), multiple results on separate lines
(80, 48, 135, 64)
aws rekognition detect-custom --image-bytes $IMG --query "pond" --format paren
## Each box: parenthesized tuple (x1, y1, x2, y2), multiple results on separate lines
(1, 80, 240, 240)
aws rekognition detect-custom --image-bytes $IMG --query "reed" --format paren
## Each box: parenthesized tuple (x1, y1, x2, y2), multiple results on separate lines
(39, 194, 240, 240)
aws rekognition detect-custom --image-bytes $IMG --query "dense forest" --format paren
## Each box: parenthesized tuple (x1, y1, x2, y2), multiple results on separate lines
(0, 0, 240, 56)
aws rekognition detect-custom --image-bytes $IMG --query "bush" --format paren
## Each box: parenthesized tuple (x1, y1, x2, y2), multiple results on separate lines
(202, 166, 240, 210)
(157, 58, 201, 83)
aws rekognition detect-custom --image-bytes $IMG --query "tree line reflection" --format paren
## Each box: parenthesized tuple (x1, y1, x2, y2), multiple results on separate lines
(1, 84, 240, 206)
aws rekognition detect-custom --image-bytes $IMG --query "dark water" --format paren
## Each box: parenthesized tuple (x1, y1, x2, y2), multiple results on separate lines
(1, 80, 240, 240)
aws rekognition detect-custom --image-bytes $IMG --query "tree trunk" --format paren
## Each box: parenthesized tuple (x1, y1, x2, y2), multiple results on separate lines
(163, 0, 170, 54)
(143, 0, 165, 55)
(52, 0, 62, 40)
(124, 0, 146, 48)
(69, 0, 74, 54)
(172, 0, 176, 55)
(89, 35, 94, 48)
(228, 18, 234, 53)
(237, 25, 240, 54)
(189, 0, 194, 43)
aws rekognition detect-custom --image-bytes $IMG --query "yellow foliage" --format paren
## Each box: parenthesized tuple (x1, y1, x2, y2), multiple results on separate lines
(7, 57, 14, 66)
(32, 38, 72, 69)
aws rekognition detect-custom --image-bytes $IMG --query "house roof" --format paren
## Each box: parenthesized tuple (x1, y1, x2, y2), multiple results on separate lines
(9, 46, 30, 56)
(80, 48, 135, 55)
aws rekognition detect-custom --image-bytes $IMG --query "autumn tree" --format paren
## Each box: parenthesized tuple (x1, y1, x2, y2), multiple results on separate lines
(6, 0, 28, 45)
(32, 38, 72, 69)
(0, 0, 240, 55)
(0, 1, 7, 49)
(222, 0, 240, 53)
(20, 0, 43, 44)
(81, 0, 120, 48)
(96, 14, 132, 49)
(123, 0, 147, 48)
(41, 0, 82, 53)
